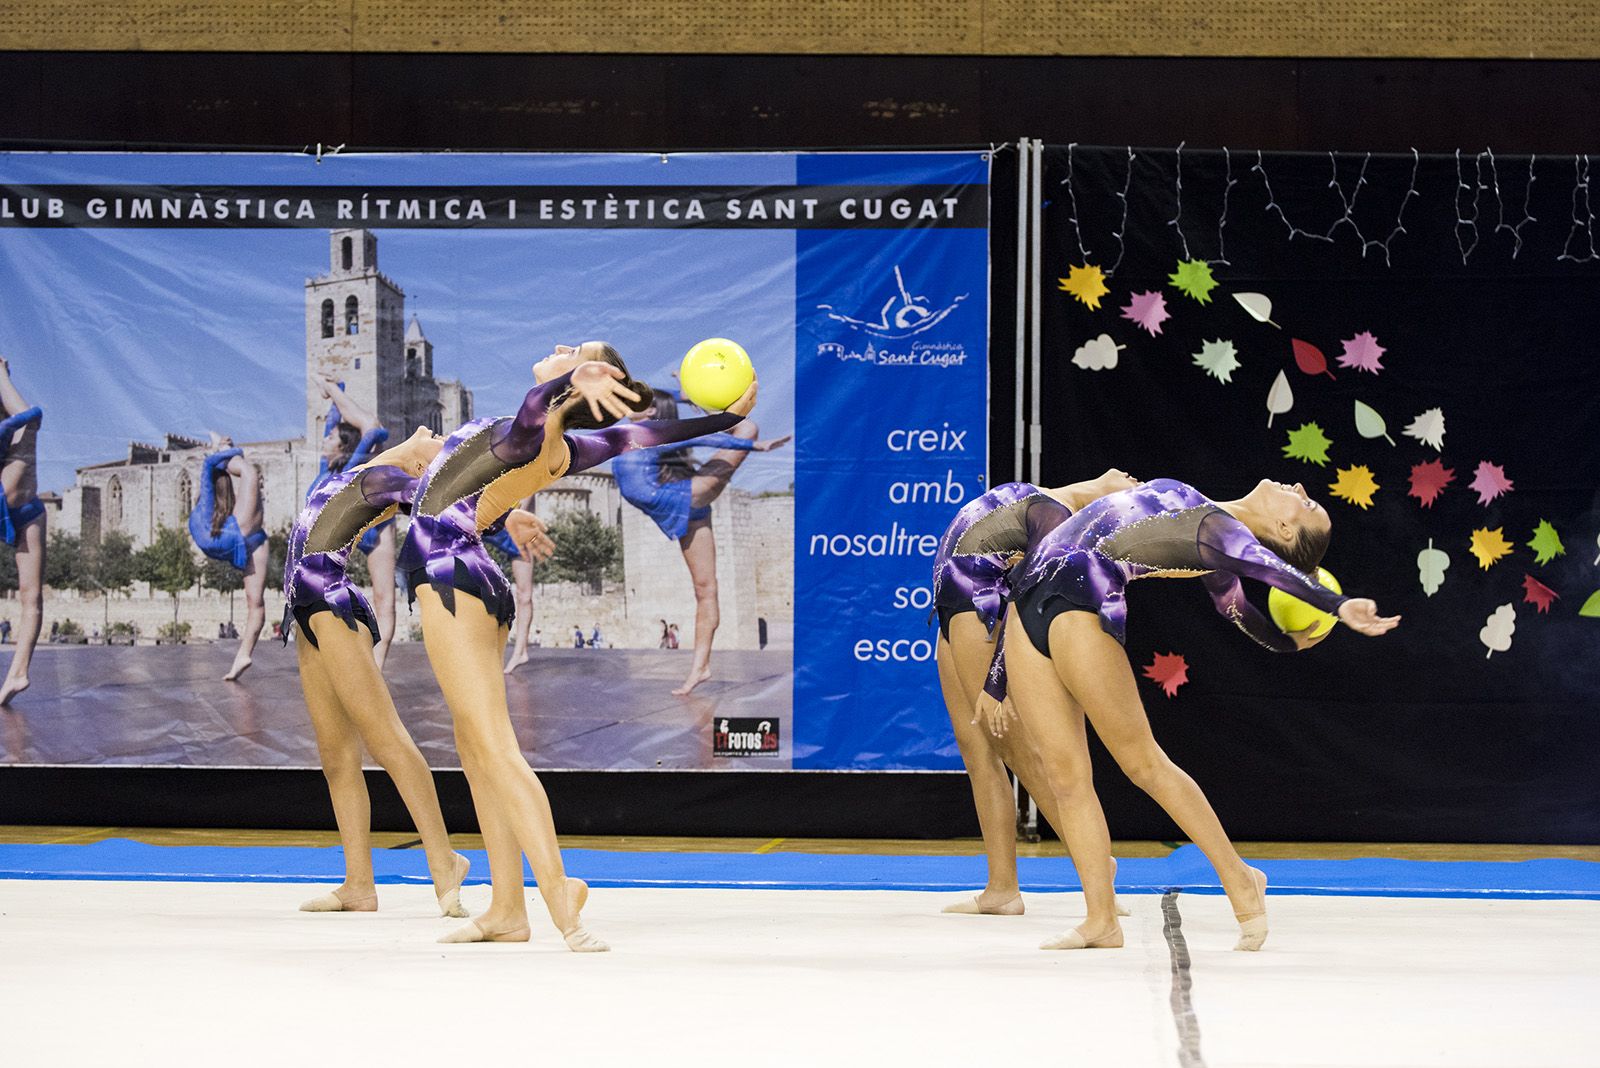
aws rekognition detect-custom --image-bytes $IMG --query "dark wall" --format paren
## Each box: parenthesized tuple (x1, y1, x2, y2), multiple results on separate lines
(3, 54, 1597, 153)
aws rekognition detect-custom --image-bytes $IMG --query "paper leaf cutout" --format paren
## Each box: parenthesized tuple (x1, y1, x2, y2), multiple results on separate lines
(1470, 461, 1514, 505)
(1072, 333, 1125, 371)
(1581, 591, 1600, 618)
(1338, 331, 1386, 374)
(1193, 339, 1241, 383)
(1403, 407, 1446, 452)
(1142, 652, 1190, 698)
(1528, 520, 1566, 566)
(1595, 533, 1600, 566)
(1291, 338, 1336, 380)
(1469, 527, 1514, 570)
(1233, 292, 1280, 328)
(1329, 464, 1380, 509)
(1058, 264, 1110, 310)
(1418, 539, 1450, 596)
(1407, 459, 1456, 508)
(1480, 604, 1516, 658)
(1264, 371, 1293, 428)
(1522, 574, 1559, 614)
(1120, 290, 1170, 337)
(1169, 259, 1219, 304)
(1353, 400, 1396, 446)
(1283, 422, 1333, 466)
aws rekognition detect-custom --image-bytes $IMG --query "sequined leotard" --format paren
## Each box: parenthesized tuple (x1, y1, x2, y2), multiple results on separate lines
(309, 409, 391, 557)
(930, 482, 1073, 639)
(981, 478, 1348, 701)
(283, 463, 416, 647)
(398, 370, 741, 626)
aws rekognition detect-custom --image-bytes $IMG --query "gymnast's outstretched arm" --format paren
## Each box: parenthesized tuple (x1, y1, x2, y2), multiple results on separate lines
(1196, 511, 1348, 651)
(565, 412, 744, 475)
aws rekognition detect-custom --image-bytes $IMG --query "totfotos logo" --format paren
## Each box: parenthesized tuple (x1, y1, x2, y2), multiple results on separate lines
(818, 265, 967, 339)
(713, 718, 781, 757)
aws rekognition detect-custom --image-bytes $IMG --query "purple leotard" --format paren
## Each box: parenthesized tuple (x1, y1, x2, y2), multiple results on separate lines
(398, 370, 740, 626)
(283, 463, 417, 647)
(930, 482, 1073, 639)
(982, 478, 1348, 701)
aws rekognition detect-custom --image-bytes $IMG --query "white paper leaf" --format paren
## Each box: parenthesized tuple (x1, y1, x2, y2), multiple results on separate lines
(1266, 371, 1293, 428)
(1192, 339, 1241, 383)
(1403, 407, 1446, 452)
(1232, 292, 1280, 328)
(1479, 603, 1516, 659)
(1071, 333, 1124, 371)
(1354, 399, 1395, 446)
(1417, 538, 1450, 596)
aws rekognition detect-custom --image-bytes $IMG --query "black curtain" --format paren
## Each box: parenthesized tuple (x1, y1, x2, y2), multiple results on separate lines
(1035, 146, 1600, 843)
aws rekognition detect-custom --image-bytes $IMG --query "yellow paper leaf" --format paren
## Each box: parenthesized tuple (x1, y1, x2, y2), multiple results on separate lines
(1328, 465, 1379, 509)
(1469, 527, 1514, 570)
(1057, 263, 1110, 310)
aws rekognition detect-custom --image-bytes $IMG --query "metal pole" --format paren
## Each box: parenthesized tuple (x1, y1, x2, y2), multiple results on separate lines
(1029, 138, 1044, 487)
(1013, 139, 1030, 483)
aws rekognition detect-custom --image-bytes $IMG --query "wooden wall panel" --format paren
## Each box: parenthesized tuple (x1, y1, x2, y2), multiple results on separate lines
(2, 0, 1596, 58)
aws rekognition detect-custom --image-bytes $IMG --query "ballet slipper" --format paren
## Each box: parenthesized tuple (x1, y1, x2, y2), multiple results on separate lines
(299, 887, 378, 913)
(561, 877, 610, 952)
(942, 893, 1025, 916)
(435, 853, 471, 918)
(437, 919, 531, 944)
(1233, 867, 1269, 952)
(1040, 924, 1124, 950)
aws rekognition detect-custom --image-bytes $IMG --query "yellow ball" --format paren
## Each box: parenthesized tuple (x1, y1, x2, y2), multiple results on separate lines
(679, 338, 754, 411)
(1267, 567, 1342, 638)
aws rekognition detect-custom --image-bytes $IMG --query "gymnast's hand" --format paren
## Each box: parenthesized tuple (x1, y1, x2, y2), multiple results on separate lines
(726, 377, 759, 419)
(754, 434, 792, 453)
(505, 509, 556, 563)
(571, 361, 643, 424)
(1337, 598, 1401, 636)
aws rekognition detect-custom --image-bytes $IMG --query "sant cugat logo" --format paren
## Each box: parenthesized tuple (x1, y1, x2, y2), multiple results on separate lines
(818, 265, 967, 339)
(713, 718, 781, 757)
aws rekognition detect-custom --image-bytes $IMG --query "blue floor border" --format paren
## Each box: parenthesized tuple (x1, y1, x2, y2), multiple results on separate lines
(2, 840, 1598, 900)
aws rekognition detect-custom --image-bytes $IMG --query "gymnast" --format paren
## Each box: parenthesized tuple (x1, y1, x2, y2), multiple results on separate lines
(399, 341, 754, 950)
(285, 427, 517, 916)
(481, 493, 540, 674)
(612, 388, 790, 695)
(931, 469, 1139, 916)
(309, 375, 400, 668)
(0, 356, 46, 706)
(187, 434, 269, 681)
(974, 478, 1398, 951)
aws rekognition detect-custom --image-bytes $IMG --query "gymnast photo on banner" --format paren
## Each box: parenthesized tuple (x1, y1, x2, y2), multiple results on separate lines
(186, 433, 269, 682)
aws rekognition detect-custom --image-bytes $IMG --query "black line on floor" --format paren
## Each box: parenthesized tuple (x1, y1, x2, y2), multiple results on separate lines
(1161, 890, 1207, 1068)
(387, 838, 423, 850)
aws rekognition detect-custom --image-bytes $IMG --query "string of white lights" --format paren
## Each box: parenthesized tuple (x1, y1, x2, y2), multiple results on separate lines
(1167, 140, 1192, 262)
(1105, 145, 1135, 277)
(1213, 146, 1237, 266)
(1252, 149, 1418, 266)
(1059, 142, 1091, 262)
(1254, 150, 1337, 245)
(1557, 154, 1597, 264)
(1454, 148, 1486, 263)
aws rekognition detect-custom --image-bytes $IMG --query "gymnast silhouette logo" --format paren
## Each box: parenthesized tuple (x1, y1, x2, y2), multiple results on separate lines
(818, 265, 968, 339)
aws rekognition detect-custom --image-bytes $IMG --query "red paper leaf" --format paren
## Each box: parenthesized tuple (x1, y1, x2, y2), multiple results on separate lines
(1291, 338, 1336, 380)
(1469, 461, 1514, 506)
(1522, 574, 1559, 614)
(1407, 459, 1456, 508)
(1141, 651, 1190, 698)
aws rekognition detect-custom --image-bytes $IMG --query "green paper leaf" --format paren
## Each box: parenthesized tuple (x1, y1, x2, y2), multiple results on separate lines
(1192, 339, 1241, 383)
(1581, 591, 1600, 618)
(1353, 399, 1395, 446)
(1283, 421, 1333, 466)
(1528, 520, 1566, 566)
(1169, 259, 1219, 304)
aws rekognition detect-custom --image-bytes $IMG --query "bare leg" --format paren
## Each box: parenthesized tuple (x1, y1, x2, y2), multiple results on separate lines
(1047, 612, 1267, 949)
(937, 617, 1022, 913)
(687, 417, 758, 509)
(223, 539, 268, 682)
(366, 525, 397, 669)
(308, 614, 469, 915)
(417, 586, 605, 951)
(672, 519, 718, 695)
(503, 558, 533, 674)
(1001, 607, 1122, 949)
(0, 515, 44, 706)
(295, 633, 378, 911)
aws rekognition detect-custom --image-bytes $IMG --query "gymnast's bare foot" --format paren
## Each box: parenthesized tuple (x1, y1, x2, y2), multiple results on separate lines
(503, 651, 529, 674)
(223, 653, 252, 682)
(672, 667, 711, 696)
(560, 877, 609, 952)
(300, 883, 378, 912)
(0, 675, 29, 706)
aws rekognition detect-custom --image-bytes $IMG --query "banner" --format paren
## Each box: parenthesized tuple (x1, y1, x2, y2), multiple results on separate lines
(1037, 145, 1600, 840)
(0, 151, 989, 773)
